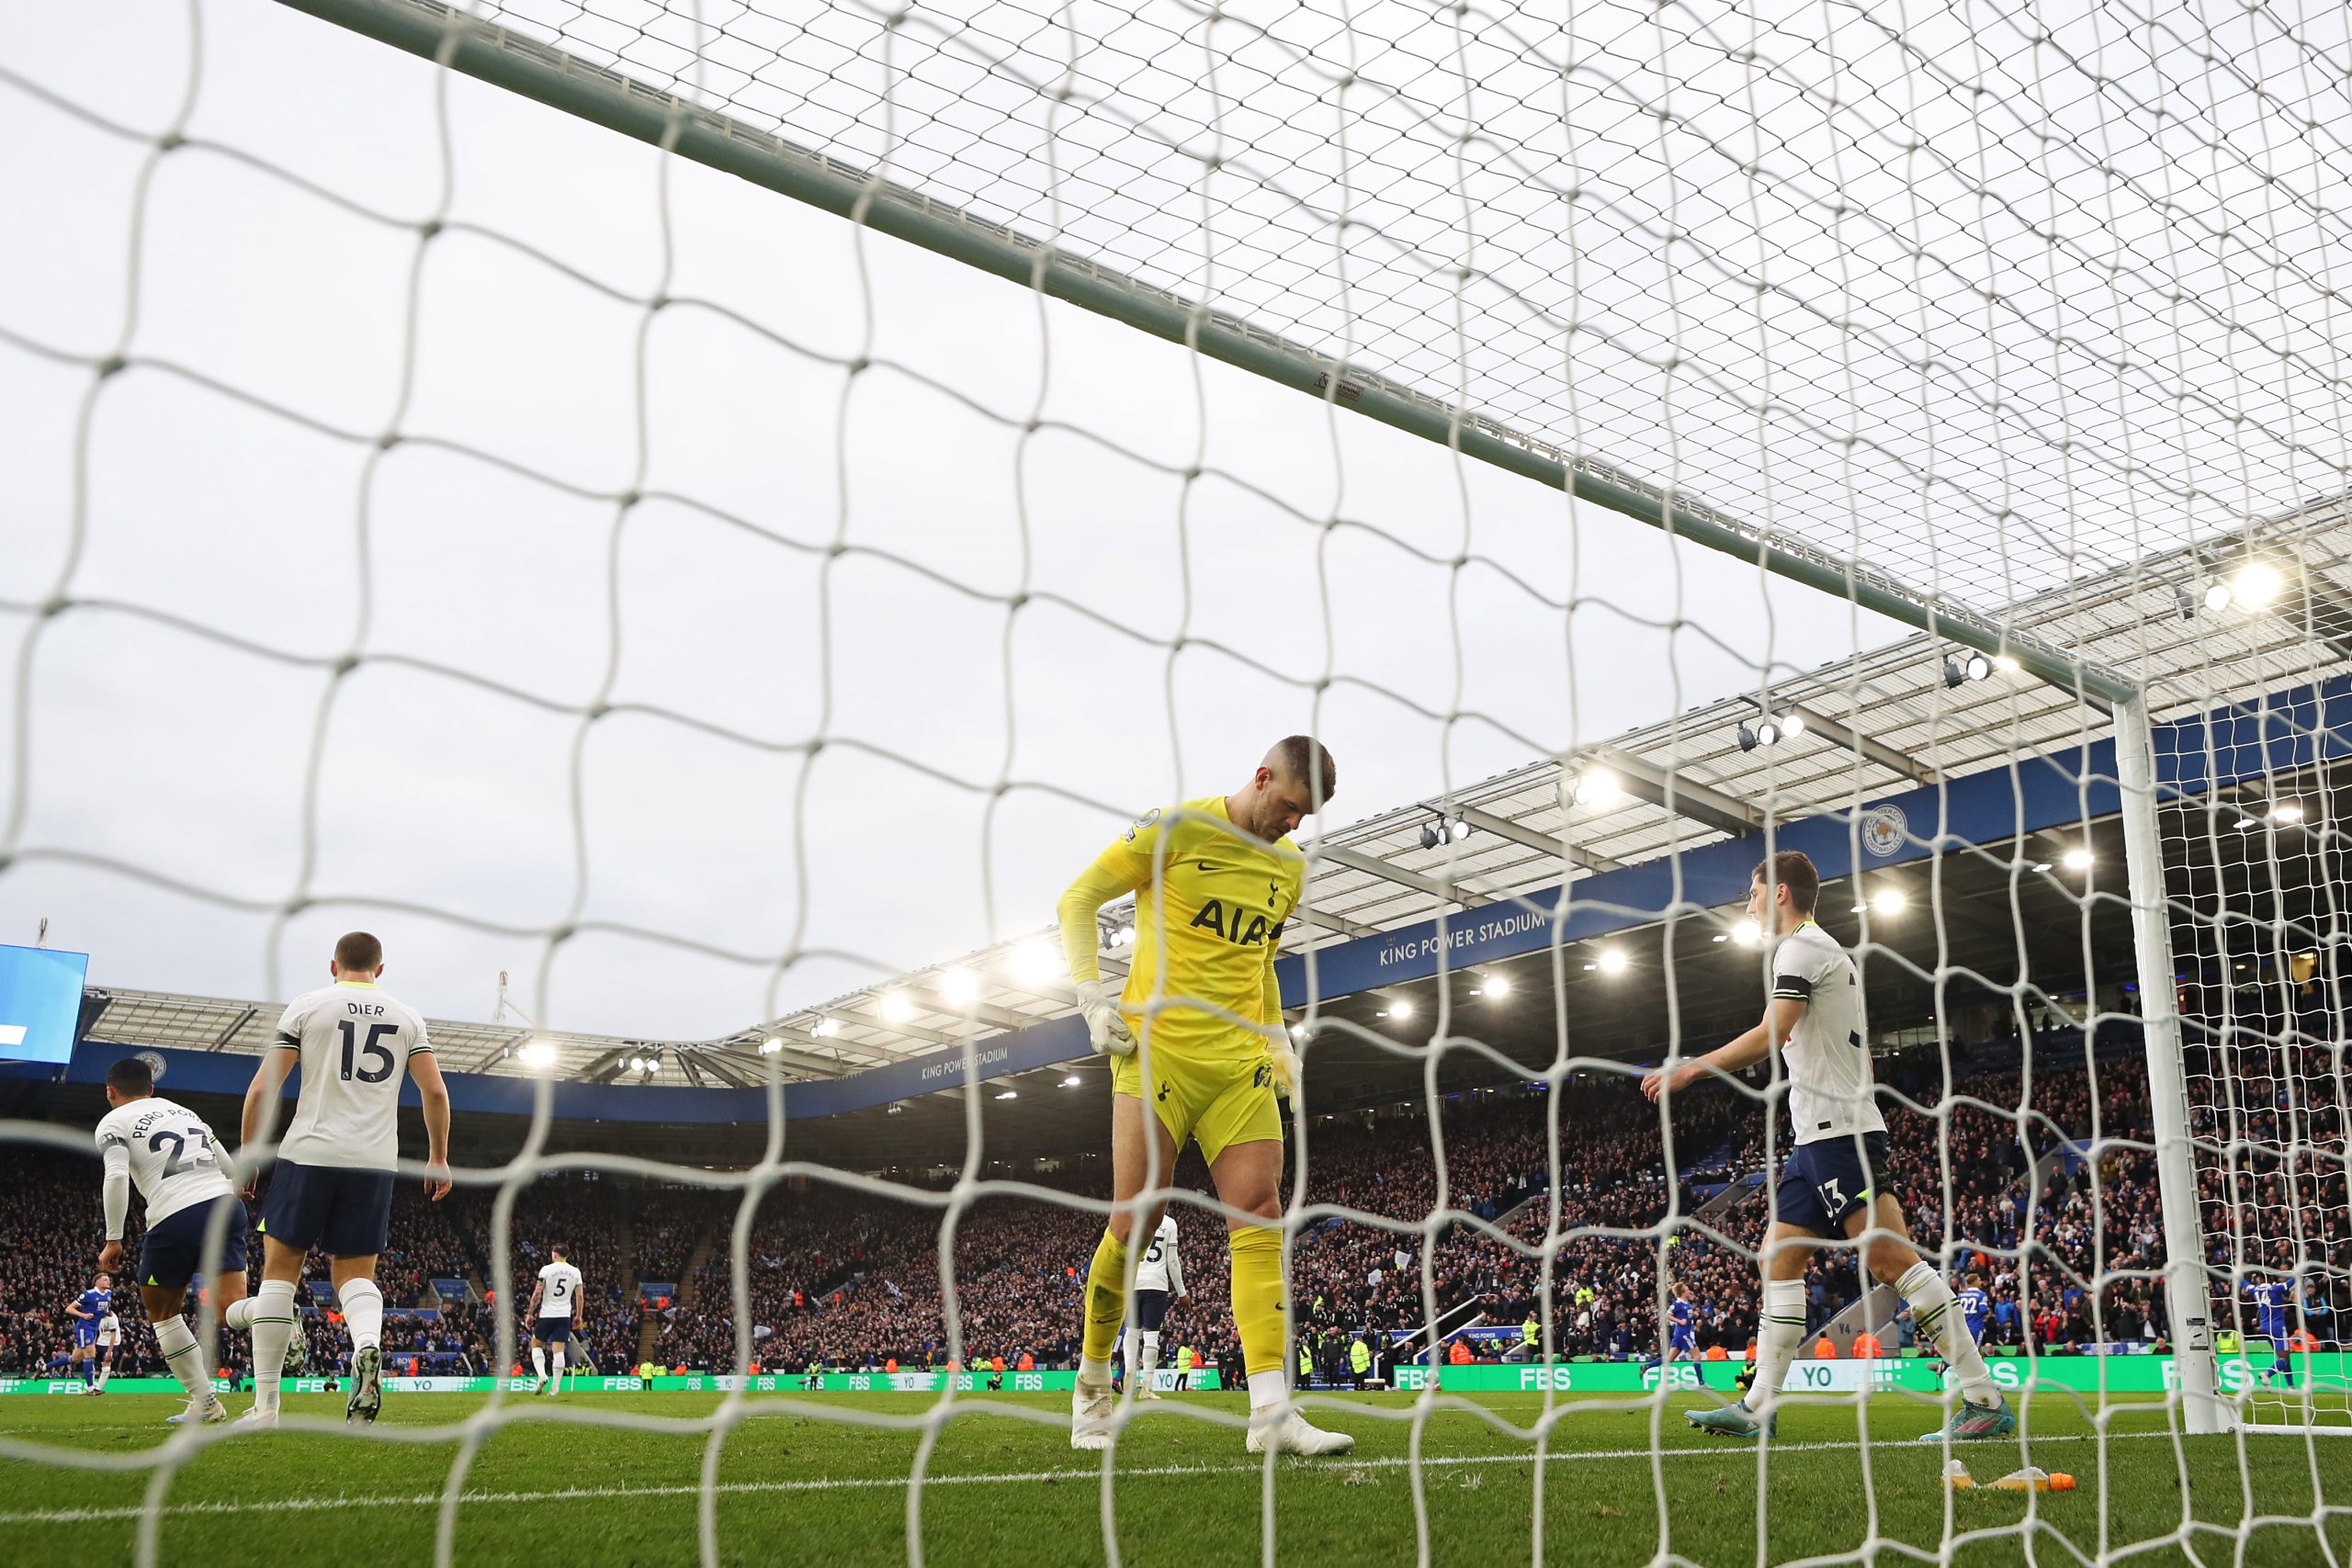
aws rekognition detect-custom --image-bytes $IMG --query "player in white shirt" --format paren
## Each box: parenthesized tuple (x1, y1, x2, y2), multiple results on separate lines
(1125, 1213, 1187, 1399)
(229, 932, 452, 1427)
(95, 1054, 250, 1425)
(524, 1244, 585, 1395)
(93, 1312, 120, 1390)
(1643, 851, 2012, 1444)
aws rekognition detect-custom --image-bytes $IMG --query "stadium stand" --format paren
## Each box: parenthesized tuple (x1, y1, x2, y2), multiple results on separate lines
(9, 1044, 2319, 1381)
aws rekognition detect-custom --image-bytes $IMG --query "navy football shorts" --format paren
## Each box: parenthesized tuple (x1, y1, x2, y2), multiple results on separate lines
(1773, 1131, 1890, 1234)
(140, 1194, 251, 1291)
(260, 1160, 394, 1257)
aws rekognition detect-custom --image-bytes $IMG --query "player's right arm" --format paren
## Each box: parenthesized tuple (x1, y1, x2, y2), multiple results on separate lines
(1056, 814, 1159, 1057)
(1641, 995, 1806, 1101)
(97, 1125, 131, 1275)
(408, 1033, 453, 1201)
(238, 1037, 302, 1199)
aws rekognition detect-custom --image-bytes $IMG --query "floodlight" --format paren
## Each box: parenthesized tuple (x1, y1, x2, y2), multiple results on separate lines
(2232, 561, 2284, 611)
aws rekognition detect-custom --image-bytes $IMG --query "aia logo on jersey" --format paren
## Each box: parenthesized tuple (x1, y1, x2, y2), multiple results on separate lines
(1188, 898, 1274, 946)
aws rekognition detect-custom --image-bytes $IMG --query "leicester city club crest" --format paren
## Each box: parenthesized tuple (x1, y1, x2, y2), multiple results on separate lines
(1859, 803, 1907, 860)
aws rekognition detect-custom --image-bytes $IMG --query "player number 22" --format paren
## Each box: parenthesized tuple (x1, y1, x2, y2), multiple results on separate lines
(338, 1020, 400, 1083)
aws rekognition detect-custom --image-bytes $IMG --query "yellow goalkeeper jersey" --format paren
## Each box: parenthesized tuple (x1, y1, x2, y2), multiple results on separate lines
(1059, 795, 1304, 1062)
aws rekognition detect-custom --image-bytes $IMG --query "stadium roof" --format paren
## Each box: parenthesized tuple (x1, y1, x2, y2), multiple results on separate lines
(70, 495, 2352, 1092)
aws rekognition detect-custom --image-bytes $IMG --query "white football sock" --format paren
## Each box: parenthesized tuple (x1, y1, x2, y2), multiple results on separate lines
(1247, 1368, 1288, 1413)
(549, 1345, 565, 1388)
(248, 1280, 299, 1415)
(223, 1297, 255, 1332)
(1898, 1262, 1999, 1406)
(338, 1277, 383, 1354)
(153, 1314, 213, 1404)
(1138, 1331, 1160, 1381)
(531, 1346, 548, 1381)
(94, 1358, 112, 1389)
(1078, 1356, 1113, 1386)
(1749, 1279, 1807, 1410)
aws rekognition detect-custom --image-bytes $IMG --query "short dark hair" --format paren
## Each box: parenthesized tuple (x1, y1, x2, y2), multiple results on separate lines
(550, 1242, 568, 1258)
(106, 1057, 153, 1097)
(335, 931, 384, 972)
(1271, 735, 1339, 805)
(1753, 851, 1819, 915)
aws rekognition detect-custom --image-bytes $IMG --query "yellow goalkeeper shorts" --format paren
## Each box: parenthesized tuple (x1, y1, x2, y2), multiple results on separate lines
(1113, 1042, 1283, 1164)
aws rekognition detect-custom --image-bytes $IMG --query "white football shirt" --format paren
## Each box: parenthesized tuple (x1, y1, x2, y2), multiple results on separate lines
(95, 1095, 236, 1227)
(272, 981, 433, 1171)
(1770, 920, 1884, 1145)
(537, 1260, 583, 1321)
(97, 1314, 121, 1347)
(1134, 1213, 1184, 1294)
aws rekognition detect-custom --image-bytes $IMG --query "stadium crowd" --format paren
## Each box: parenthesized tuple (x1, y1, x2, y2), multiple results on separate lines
(0, 1040, 2340, 1380)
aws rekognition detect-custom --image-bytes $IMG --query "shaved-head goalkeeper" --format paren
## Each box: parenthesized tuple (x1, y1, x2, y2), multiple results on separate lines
(1058, 736, 1352, 1456)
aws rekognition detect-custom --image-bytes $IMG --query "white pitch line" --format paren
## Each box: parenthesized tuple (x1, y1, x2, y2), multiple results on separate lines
(0, 1428, 2172, 1527)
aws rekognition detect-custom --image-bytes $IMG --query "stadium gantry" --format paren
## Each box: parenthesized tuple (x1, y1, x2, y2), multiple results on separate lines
(42, 492, 2351, 1172)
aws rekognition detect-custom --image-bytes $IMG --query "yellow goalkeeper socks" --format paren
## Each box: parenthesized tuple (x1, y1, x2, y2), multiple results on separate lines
(1228, 1224, 1287, 1377)
(1080, 1227, 1130, 1369)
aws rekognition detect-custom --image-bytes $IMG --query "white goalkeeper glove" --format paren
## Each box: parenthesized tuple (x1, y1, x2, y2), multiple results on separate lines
(1076, 979, 1136, 1058)
(1269, 1039, 1301, 1100)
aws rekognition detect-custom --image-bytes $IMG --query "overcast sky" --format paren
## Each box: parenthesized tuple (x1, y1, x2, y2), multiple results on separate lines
(17, 0, 2314, 1040)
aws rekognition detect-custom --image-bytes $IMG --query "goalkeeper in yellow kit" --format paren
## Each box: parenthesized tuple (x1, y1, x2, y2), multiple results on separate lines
(1058, 736, 1353, 1455)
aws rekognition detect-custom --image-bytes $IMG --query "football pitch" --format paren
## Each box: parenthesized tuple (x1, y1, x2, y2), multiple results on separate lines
(0, 1391, 2342, 1566)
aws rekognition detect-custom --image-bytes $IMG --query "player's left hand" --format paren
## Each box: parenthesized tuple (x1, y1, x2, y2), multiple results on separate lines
(97, 1240, 123, 1274)
(1269, 1041, 1301, 1100)
(424, 1161, 453, 1201)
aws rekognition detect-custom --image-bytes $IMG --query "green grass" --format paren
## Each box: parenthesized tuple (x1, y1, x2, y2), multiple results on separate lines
(0, 1388, 2345, 1566)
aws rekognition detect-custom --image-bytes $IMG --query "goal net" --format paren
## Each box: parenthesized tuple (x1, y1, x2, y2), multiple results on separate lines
(2168, 662, 2352, 1434)
(3, 0, 2351, 1562)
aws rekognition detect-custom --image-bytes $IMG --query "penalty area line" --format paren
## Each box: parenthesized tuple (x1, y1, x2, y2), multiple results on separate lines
(0, 1428, 2172, 1526)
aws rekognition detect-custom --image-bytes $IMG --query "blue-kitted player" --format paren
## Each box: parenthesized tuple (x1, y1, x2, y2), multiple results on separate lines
(1643, 1282, 1701, 1374)
(66, 1274, 113, 1393)
(1668, 1283, 1700, 1362)
(2247, 1274, 2297, 1388)
(1957, 1271, 1992, 1345)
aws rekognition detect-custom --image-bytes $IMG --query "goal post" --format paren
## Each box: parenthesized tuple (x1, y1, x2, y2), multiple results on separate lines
(2114, 690, 2229, 1435)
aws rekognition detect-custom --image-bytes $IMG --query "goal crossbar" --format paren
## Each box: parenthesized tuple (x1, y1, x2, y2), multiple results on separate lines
(277, 0, 2134, 710)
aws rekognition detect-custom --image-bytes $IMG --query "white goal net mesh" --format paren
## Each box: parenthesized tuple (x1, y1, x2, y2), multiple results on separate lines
(0, 0, 2349, 1562)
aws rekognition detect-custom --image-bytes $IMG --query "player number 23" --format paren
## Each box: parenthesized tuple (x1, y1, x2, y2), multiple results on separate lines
(338, 1020, 400, 1084)
(148, 1126, 217, 1179)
